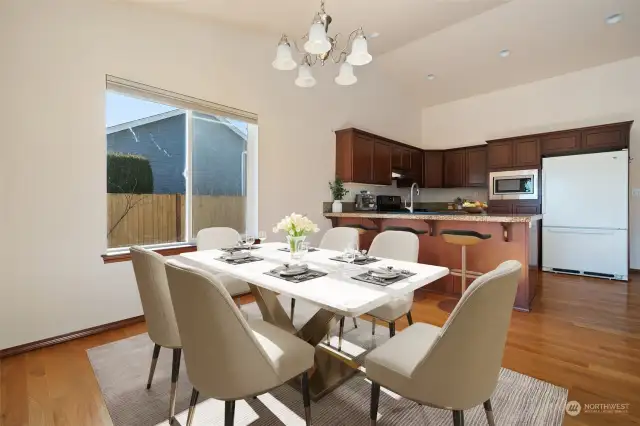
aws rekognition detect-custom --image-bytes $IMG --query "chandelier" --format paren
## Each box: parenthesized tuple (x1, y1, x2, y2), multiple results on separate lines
(271, 0, 373, 88)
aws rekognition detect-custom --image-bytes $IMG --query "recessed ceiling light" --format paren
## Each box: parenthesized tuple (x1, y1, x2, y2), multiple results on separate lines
(499, 49, 511, 58)
(427, 74, 436, 80)
(606, 13, 623, 25)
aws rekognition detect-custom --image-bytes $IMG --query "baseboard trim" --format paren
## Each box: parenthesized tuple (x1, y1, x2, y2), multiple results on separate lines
(0, 315, 145, 359)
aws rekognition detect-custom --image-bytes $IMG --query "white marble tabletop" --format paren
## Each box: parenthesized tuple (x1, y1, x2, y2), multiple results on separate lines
(181, 242, 449, 317)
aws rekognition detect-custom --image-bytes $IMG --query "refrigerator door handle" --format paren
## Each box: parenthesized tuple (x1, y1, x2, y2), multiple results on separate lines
(541, 168, 546, 215)
(546, 228, 616, 235)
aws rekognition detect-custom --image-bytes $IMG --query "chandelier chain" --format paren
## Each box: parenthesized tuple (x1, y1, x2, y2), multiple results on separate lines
(320, 0, 325, 13)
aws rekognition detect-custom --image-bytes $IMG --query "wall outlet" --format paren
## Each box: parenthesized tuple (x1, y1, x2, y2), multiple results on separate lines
(633, 188, 640, 198)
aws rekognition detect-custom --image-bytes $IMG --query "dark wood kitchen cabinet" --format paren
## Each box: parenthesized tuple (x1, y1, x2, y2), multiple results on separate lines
(487, 141, 513, 169)
(336, 128, 374, 184)
(581, 124, 629, 151)
(487, 202, 513, 214)
(513, 138, 540, 167)
(392, 146, 412, 170)
(443, 149, 466, 188)
(488, 200, 540, 214)
(372, 141, 392, 185)
(424, 151, 444, 188)
(541, 131, 580, 155)
(487, 138, 539, 169)
(513, 203, 540, 214)
(409, 149, 424, 187)
(465, 146, 487, 187)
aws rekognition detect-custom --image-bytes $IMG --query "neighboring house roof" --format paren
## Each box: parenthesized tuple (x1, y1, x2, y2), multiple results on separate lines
(106, 109, 247, 139)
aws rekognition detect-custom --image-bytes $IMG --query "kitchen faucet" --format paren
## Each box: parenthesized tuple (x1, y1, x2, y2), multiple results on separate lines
(404, 182, 420, 213)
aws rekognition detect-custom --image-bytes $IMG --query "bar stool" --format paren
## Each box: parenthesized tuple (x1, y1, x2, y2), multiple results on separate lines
(439, 229, 491, 313)
(383, 226, 429, 235)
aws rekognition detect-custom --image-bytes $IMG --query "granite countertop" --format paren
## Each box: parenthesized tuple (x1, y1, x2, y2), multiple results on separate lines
(324, 211, 543, 223)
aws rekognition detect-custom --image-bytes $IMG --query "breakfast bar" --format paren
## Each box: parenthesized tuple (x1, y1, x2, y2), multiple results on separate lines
(325, 211, 542, 311)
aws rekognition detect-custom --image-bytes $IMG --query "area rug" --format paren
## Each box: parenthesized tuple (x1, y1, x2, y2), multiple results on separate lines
(88, 297, 567, 426)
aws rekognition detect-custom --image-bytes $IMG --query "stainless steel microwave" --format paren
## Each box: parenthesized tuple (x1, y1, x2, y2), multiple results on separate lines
(489, 169, 538, 200)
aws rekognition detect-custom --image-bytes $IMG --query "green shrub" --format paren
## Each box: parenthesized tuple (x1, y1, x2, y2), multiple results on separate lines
(107, 152, 153, 194)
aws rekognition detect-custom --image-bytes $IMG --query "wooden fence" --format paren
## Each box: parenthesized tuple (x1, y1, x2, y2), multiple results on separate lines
(107, 194, 246, 248)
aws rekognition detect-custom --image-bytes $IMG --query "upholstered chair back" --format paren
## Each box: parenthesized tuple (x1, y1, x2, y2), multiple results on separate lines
(130, 246, 181, 348)
(196, 227, 240, 250)
(164, 260, 281, 400)
(368, 231, 419, 262)
(319, 227, 360, 251)
(411, 260, 521, 408)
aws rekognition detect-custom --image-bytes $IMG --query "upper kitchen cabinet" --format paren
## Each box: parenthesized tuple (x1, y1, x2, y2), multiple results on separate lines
(398, 148, 424, 187)
(424, 151, 444, 188)
(372, 141, 392, 185)
(541, 131, 580, 155)
(336, 128, 374, 183)
(487, 140, 513, 169)
(335, 128, 415, 185)
(581, 122, 630, 151)
(443, 149, 466, 188)
(487, 137, 539, 169)
(465, 146, 487, 187)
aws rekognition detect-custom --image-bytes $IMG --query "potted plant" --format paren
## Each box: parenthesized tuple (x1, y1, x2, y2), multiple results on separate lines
(329, 176, 349, 213)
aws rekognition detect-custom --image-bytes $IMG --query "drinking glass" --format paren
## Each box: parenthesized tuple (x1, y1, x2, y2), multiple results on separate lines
(244, 234, 255, 253)
(258, 230, 267, 244)
(342, 244, 357, 271)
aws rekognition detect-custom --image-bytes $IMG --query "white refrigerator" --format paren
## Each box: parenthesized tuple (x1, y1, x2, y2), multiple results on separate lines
(542, 150, 628, 281)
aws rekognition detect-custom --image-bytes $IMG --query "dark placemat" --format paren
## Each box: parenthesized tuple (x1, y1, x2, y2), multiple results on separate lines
(220, 246, 261, 253)
(351, 270, 417, 287)
(264, 267, 327, 283)
(215, 255, 263, 265)
(329, 256, 381, 265)
(278, 247, 320, 253)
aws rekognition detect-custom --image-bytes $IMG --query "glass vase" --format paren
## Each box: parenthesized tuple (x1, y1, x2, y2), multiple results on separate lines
(286, 235, 307, 263)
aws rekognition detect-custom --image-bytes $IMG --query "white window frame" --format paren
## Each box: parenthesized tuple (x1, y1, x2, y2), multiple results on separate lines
(105, 76, 258, 253)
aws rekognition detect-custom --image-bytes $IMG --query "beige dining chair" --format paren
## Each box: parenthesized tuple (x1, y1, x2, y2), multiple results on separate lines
(164, 260, 316, 426)
(130, 246, 182, 425)
(290, 227, 360, 338)
(336, 230, 419, 341)
(365, 260, 522, 426)
(196, 227, 251, 298)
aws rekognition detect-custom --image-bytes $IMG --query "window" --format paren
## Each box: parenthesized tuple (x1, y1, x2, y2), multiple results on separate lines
(105, 76, 258, 250)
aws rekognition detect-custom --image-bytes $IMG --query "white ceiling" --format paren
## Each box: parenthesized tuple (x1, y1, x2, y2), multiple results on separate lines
(378, 0, 640, 107)
(124, 0, 508, 54)
(124, 0, 640, 108)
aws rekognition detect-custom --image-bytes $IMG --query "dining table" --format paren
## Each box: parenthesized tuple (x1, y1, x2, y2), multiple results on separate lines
(181, 242, 449, 400)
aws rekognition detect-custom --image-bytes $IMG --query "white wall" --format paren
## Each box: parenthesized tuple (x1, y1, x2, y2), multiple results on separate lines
(421, 56, 640, 268)
(0, 0, 421, 349)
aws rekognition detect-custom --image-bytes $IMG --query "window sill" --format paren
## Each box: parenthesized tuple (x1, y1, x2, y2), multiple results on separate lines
(102, 243, 197, 264)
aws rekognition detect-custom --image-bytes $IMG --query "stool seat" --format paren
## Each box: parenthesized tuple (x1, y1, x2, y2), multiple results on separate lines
(384, 226, 429, 235)
(440, 229, 491, 246)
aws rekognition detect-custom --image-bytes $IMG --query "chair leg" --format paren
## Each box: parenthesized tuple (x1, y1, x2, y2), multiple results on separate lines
(290, 298, 296, 320)
(370, 381, 380, 426)
(406, 311, 414, 326)
(186, 388, 199, 426)
(453, 410, 465, 426)
(225, 400, 235, 426)
(353, 317, 358, 328)
(371, 318, 376, 336)
(483, 399, 496, 426)
(301, 372, 311, 426)
(146, 344, 161, 389)
(338, 317, 345, 351)
(389, 321, 396, 338)
(169, 348, 181, 425)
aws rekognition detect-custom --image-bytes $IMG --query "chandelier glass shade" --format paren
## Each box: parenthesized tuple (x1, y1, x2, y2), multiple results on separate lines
(272, 0, 372, 88)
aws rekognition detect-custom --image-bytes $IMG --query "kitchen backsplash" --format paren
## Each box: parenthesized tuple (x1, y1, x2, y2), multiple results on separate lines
(343, 182, 488, 203)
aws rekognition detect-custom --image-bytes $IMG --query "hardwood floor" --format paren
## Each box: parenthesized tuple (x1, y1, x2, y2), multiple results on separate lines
(1, 272, 639, 425)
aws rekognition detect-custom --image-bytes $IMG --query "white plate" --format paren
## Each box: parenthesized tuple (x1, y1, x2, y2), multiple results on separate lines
(226, 251, 250, 260)
(279, 264, 309, 276)
(370, 267, 400, 279)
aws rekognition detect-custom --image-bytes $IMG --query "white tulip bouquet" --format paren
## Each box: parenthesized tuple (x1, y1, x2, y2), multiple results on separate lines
(272, 213, 320, 237)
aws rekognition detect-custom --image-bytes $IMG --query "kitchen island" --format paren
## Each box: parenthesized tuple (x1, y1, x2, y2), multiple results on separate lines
(324, 211, 542, 311)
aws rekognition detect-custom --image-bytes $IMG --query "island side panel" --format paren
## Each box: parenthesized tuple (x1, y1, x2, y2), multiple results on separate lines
(328, 217, 536, 311)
